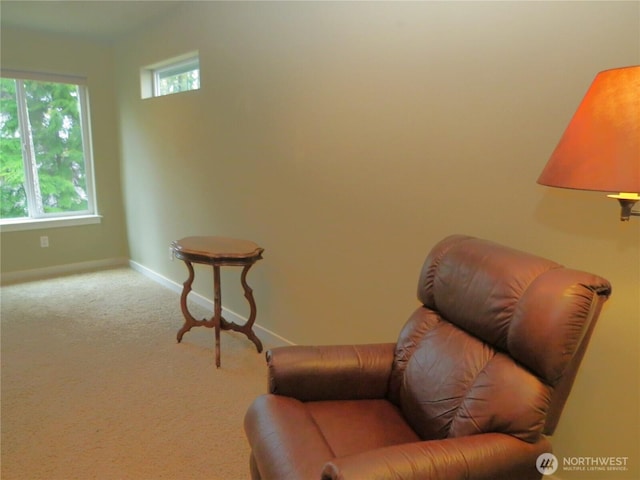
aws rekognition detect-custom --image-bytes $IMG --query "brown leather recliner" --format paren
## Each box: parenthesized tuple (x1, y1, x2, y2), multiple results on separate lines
(244, 235, 611, 480)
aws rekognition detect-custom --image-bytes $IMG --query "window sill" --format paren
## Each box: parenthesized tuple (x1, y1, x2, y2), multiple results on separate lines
(0, 215, 102, 232)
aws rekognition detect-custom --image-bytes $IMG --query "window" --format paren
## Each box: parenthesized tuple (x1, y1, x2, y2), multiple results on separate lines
(154, 56, 200, 97)
(141, 52, 200, 99)
(0, 73, 97, 228)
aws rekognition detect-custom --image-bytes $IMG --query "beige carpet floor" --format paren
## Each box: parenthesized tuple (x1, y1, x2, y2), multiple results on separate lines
(1, 267, 271, 480)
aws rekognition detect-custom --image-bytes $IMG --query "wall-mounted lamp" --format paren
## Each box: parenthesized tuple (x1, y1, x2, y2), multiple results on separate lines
(538, 66, 639, 221)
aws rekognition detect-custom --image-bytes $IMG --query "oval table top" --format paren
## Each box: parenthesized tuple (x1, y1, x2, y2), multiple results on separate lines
(172, 236, 263, 260)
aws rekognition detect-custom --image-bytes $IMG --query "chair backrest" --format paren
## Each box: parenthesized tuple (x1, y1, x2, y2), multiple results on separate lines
(388, 235, 611, 443)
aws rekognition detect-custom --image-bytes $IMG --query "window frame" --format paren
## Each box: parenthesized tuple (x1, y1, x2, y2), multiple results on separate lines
(141, 51, 200, 99)
(153, 56, 200, 97)
(0, 70, 100, 231)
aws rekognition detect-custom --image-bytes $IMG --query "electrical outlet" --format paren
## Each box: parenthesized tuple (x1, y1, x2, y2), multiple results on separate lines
(40, 236, 49, 248)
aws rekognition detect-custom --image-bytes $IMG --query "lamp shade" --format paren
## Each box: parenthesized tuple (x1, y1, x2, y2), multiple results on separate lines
(538, 65, 640, 193)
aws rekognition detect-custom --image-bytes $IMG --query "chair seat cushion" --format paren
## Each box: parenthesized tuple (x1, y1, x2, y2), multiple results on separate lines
(305, 398, 421, 457)
(245, 394, 420, 479)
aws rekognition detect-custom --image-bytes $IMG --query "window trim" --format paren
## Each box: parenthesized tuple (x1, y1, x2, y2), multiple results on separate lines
(141, 51, 200, 99)
(0, 69, 86, 86)
(153, 56, 200, 97)
(0, 70, 99, 228)
(0, 214, 102, 232)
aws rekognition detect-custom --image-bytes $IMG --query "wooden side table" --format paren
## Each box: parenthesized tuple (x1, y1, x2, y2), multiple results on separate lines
(170, 236, 264, 367)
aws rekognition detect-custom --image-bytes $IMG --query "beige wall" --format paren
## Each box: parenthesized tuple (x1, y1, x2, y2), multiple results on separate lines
(0, 28, 129, 273)
(115, 2, 639, 477)
(1, 1, 638, 478)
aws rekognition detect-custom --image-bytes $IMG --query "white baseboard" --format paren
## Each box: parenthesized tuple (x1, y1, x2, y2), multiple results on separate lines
(1, 257, 293, 347)
(129, 260, 294, 348)
(0, 257, 129, 285)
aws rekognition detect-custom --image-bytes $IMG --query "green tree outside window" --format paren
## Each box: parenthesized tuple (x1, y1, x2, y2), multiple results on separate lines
(0, 77, 93, 220)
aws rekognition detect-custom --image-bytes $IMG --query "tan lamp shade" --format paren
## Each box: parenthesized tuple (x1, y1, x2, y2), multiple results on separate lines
(537, 65, 640, 193)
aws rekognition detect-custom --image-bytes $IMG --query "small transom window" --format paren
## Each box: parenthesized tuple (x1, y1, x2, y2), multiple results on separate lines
(141, 52, 200, 99)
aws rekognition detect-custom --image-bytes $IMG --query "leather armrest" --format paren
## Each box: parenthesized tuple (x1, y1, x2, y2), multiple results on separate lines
(266, 343, 396, 401)
(321, 433, 552, 480)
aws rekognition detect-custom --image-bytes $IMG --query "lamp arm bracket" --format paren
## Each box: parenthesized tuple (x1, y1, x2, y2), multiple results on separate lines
(616, 198, 640, 221)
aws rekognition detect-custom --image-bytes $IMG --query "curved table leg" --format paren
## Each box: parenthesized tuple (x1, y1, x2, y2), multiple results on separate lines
(176, 260, 197, 343)
(213, 265, 222, 368)
(175, 261, 224, 368)
(221, 263, 264, 354)
(175, 256, 263, 367)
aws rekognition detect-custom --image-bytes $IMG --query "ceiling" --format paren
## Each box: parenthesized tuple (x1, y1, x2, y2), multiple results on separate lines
(0, 1, 186, 42)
